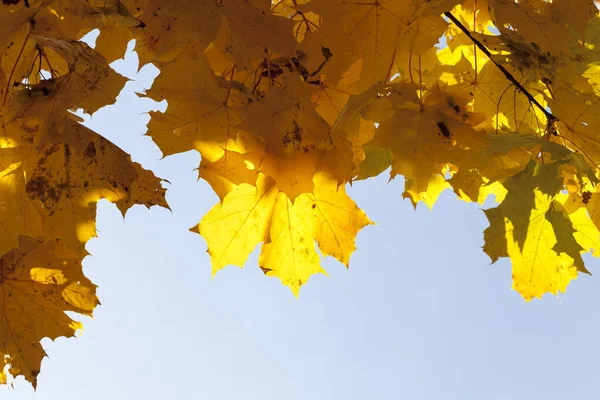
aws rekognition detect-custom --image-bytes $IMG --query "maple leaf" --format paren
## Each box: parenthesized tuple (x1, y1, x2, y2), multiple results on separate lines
(2, 82, 166, 254)
(1, 37, 127, 153)
(197, 173, 372, 295)
(488, 0, 595, 55)
(146, 54, 246, 158)
(31, 37, 126, 114)
(483, 161, 593, 300)
(299, 0, 457, 90)
(21, 119, 167, 253)
(237, 78, 332, 200)
(295, 173, 374, 266)
(338, 82, 488, 206)
(121, 0, 296, 66)
(0, 236, 99, 388)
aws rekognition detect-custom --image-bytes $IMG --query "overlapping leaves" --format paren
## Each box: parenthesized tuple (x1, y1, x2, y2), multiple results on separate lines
(3, 0, 600, 387)
(0, 0, 166, 387)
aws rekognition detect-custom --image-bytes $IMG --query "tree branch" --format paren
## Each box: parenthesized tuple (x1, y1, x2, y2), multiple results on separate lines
(443, 11, 558, 134)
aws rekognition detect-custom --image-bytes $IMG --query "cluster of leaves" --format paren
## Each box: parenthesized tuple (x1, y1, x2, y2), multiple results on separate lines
(2, 0, 600, 387)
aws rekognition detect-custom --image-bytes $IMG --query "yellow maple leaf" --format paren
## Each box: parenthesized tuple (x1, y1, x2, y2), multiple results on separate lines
(483, 161, 592, 300)
(199, 175, 279, 274)
(24, 37, 125, 116)
(258, 190, 323, 295)
(21, 119, 167, 253)
(0, 236, 99, 387)
(346, 83, 488, 206)
(126, 0, 296, 66)
(504, 193, 579, 300)
(198, 173, 371, 295)
(238, 77, 352, 200)
(295, 173, 373, 266)
(300, 0, 456, 90)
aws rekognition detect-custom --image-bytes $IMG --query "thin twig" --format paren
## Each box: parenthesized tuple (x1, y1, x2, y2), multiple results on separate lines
(472, 0, 478, 87)
(444, 11, 558, 134)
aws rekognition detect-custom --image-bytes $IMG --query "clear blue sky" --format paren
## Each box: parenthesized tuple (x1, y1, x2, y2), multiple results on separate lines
(2, 36, 600, 400)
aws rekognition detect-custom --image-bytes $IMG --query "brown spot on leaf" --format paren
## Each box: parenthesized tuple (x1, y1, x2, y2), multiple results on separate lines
(583, 191, 592, 204)
(83, 142, 96, 160)
(437, 121, 451, 138)
(26, 175, 64, 208)
(260, 266, 272, 274)
(282, 120, 303, 148)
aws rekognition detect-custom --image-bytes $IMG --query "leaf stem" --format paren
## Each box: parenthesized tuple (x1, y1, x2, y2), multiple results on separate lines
(39, 46, 57, 78)
(2, 24, 31, 106)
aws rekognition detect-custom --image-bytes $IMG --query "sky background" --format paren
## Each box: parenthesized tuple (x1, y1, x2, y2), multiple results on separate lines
(1, 34, 600, 399)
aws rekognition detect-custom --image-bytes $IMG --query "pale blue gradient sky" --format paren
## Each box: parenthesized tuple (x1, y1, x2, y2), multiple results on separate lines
(2, 38, 600, 400)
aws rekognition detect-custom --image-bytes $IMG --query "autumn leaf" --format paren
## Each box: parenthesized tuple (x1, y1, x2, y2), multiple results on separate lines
(123, 0, 296, 66)
(483, 161, 592, 300)
(198, 173, 371, 295)
(3, 37, 126, 117)
(299, 0, 456, 90)
(295, 173, 374, 266)
(21, 119, 167, 253)
(198, 175, 279, 275)
(236, 78, 333, 200)
(0, 4, 172, 384)
(0, 236, 99, 388)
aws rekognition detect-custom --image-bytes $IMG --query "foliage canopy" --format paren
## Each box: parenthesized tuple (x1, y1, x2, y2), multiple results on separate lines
(2, 0, 600, 387)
